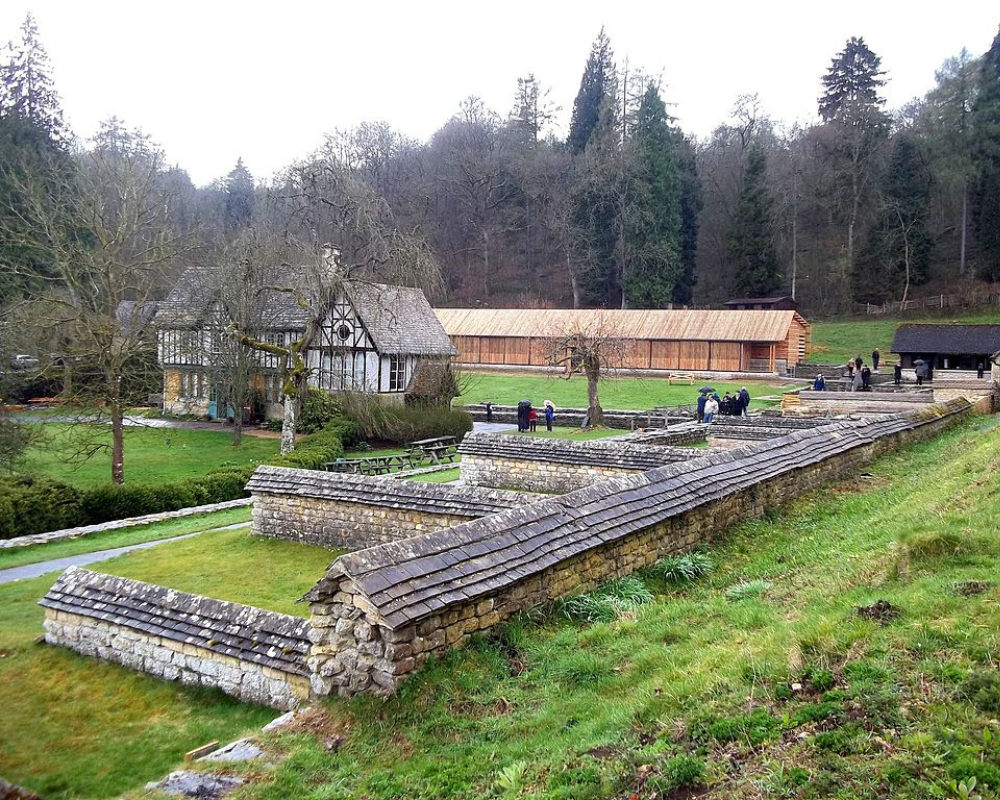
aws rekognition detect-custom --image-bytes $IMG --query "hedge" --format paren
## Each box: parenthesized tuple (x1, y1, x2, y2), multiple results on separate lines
(0, 422, 355, 540)
(341, 400, 473, 444)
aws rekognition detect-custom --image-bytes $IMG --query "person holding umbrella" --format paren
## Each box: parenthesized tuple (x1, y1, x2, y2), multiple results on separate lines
(914, 359, 927, 386)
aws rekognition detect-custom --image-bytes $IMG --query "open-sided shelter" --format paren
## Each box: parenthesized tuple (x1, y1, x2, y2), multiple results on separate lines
(435, 308, 810, 374)
(891, 324, 1000, 371)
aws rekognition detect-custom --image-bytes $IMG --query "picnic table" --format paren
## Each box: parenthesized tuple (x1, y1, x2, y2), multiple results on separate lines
(408, 435, 459, 465)
(323, 453, 420, 476)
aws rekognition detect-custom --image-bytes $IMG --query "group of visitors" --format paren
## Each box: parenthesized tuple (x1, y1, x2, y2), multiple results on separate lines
(513, 399, 555, 432)
(696, 387, 750, 424)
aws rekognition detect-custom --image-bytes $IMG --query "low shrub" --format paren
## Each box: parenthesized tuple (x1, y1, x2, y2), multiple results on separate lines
(0, 474, 84, 539)
(297, 389, 342, 434)
(340, 392, 472, 444)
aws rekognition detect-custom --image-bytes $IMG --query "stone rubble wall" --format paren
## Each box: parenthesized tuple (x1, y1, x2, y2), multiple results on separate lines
(306, 400, 972, 697)
(459, 404, 692, 430)
(40, 567, 311, 710)
(247, 466, 535, 549)
(458, 432, 701, 493)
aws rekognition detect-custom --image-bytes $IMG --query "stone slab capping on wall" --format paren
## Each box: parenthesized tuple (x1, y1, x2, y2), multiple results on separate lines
(246, 466, 537, 549)
(458, 432, 703, 493)
(40, 567, 311, 710)
(306, 399, 973, 698)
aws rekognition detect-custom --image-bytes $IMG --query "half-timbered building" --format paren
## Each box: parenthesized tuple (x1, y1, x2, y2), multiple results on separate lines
(156, 265, 455, 420)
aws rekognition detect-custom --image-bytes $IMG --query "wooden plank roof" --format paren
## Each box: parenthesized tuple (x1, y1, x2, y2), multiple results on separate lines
(435, 308, 808, 343)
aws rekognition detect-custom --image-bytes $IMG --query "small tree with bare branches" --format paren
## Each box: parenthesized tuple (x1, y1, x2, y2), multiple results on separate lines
(548, 314, 628, 427)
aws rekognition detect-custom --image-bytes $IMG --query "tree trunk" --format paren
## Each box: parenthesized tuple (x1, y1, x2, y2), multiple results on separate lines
(585, 361, 604, 427)
(279, 395, 296, 454)
(960, 177, 968, 276)
(110, 401, 125, 485)
(569, 254, 581, 309)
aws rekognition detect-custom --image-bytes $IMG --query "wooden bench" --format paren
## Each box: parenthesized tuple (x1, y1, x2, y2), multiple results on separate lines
(323, 454, 419, 475)
(667, 373, 695, 385)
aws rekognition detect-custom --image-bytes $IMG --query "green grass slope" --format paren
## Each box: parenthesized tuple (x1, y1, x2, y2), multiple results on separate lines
(809, 310, 1000, 366)
(237, 414, 1000, 800)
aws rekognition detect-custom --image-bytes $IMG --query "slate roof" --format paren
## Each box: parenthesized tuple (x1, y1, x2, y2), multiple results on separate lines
(458, 432, 700, 469)
(891, 324, 1000, 355)
(40, 567, 311, 676)
(312, 399, 970, 629)
(246, 466, 535, 517)
(156, 266, 455, 357)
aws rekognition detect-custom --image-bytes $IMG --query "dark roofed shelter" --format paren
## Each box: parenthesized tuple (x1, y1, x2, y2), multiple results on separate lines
(891, 324, 1000, 371)
(723, 296, 798, 311)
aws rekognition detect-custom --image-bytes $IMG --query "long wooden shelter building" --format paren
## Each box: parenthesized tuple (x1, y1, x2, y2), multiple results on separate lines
(435, 308, 811, 374)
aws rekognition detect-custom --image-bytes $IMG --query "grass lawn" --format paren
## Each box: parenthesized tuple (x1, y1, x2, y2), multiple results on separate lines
(19, 422, 279, 489)
(0, 528, 335, 799)
(231, 414, 1000, 800)
(809, 310, 1000, 366)
(457, 373, 799, 411)
(0, 505, 252, 571)
(407, 467, 462, 483)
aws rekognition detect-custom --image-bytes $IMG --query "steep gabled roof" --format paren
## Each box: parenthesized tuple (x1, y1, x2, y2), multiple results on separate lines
(435, 308, 807, 343)
(156, 266, 454, 357)
(891, 324, 1000, 355)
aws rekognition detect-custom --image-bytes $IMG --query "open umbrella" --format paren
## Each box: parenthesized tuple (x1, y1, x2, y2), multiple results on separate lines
(912, 359, 927, 366)
(698, 386, 716, 394)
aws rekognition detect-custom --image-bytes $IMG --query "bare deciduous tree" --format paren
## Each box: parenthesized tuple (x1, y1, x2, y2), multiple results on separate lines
(548, 313, 628, 427)
(0, 119, 190, 483)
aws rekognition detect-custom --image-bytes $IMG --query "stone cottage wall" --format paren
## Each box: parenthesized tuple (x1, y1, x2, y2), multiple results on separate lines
(246, 466, 535, 549)
(40, 568, 311, 710)
(306, 400, 972, 697)
(458, 433, 701, 493)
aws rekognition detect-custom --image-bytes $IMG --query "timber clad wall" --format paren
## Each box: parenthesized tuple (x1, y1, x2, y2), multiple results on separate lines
(436, 308, 811, 373)
(307, 400, 971, 698)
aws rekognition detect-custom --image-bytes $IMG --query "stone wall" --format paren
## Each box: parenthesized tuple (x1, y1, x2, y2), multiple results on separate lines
(306, 399, 972, 697)
(40, 567, 311, 710)
(458, 432, 701, 493)
(246, 466, 535, 549)
(459, 404, 693, 430)
(787, 390, 936, 416)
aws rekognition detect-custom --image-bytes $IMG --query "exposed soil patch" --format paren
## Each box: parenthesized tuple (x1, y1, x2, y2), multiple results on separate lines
(857, 599, 902, 624)
(954, 580, 993, 596)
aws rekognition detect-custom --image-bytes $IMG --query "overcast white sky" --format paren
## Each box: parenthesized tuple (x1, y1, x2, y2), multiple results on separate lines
(2, 1, 997, 187)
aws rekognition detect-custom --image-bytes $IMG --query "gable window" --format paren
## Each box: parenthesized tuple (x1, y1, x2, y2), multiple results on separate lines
(388, 355, 405, 392)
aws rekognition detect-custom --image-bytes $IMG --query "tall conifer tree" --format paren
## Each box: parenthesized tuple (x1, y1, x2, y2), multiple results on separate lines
(972, 26, 1000, 281)
(621, 83, 682, 307)
(728, 141, 780, 297)
(567, 29, 614, 155)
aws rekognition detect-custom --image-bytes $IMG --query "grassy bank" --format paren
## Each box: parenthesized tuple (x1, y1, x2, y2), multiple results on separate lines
(457, 373, 797, 411)
(809, 310, 1000, 366)
(0, 505, 253, 571)
(0, 528, 335, 799)
(236, 414, 1000, 800)
(19, 423, 279, 488)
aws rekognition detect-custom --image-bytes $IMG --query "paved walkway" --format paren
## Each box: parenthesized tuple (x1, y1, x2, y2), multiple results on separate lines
(0, 522, 249, 585)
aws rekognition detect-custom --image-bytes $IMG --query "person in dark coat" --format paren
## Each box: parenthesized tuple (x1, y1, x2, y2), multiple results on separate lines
(861, 365, 872, 391)
(872, 349, 880, 370)
(482, 401, 494, 423)
(854, 355, 863, 372)
(978, 361, 986, 379)
(721, 392, 733, 416)
(813, 374, 826, 391)
(696, 392, 707, 423)
(544, 401, 554, 432)
(739, 386, 750, 417)
(894, 363, 902, 386)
